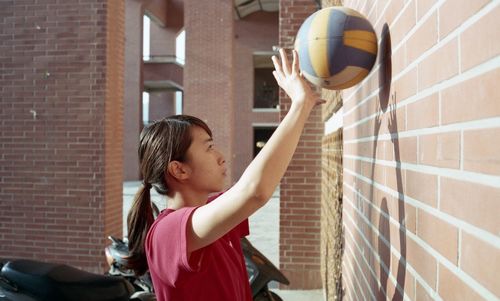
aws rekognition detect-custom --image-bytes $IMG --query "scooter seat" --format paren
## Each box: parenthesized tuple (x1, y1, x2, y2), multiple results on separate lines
(1, 259, 132, 301)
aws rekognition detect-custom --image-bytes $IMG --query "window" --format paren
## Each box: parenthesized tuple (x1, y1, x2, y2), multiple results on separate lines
(142, 92, 150, 125)
(176, 30, 185, 65)
(253, 126, 276, 157)
(253, 54, 279, 109)
(175, 91, 183, 115)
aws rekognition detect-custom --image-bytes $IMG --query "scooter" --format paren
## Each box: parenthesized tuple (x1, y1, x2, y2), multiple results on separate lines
(105, 236, 154, 293)
(241, 237, 289, 301)
(0, 258, 155, 301)
(105, 236, 289, 301)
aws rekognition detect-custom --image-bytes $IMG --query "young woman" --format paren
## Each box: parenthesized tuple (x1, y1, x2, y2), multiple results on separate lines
(126, 49, 324, 301)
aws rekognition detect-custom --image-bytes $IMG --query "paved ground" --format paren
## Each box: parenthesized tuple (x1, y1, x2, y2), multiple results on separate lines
(123, 181, 324, 301)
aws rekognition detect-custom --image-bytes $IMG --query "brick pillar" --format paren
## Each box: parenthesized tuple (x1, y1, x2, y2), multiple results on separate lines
(123, 0, 143, 181)
(183, 0, 235, 184)
(0, 0, 124, 273)
(104, 0, 126, 256)
(279, 0, 323, 289)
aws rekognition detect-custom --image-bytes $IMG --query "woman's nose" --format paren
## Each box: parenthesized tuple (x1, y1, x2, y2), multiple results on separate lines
(217, 150, 226, 165)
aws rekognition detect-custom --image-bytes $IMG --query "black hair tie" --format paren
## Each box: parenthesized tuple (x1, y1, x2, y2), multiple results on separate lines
(143, 182, 152, 190)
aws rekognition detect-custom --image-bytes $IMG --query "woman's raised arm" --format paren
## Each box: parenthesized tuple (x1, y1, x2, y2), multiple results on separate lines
(188, 48, 324, 253)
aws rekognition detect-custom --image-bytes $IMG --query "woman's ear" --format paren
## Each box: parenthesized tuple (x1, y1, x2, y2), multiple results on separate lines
(167, 161, 190, 180)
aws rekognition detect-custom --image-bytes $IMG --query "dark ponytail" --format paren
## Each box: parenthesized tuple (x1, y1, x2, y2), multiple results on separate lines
(125, 115, 212, 275)
(126, 183, 155, 275)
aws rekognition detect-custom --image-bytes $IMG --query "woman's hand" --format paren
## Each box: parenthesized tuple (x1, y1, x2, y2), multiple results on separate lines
(272, 48, 325, 109)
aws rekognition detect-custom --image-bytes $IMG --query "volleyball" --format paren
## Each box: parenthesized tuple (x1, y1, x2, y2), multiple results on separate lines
(294, 7, 378, 90)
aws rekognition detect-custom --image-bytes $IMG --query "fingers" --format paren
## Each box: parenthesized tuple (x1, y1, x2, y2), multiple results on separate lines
(272, 70, 282, 84)
(271, 56, 284, 82)
(279, 48, 291, 75)
(292, 49, 300, 75)
(315, 98, 327, 106)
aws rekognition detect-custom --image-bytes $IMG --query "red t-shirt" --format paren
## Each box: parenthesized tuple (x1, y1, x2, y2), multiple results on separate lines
(145, 195, 252, 301)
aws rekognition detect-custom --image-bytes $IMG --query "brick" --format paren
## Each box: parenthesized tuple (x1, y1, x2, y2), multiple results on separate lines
(405, 170, 438, 207)
(440, 0, 490, 39)
(392, 67, 418, 103)
(407, 12, 438, 63)
(460, 4, 500, 72)
(391, 45, 406, 75)
(343, 244, 374, 299)
(460, 232, 500, 296)
(463, 127, 500, 176)
(418, 38, 459, 91)
(388, 208, 407, 254)
(407, 93, 439, 130)
(391, 252, 417, 300)
(415, 280, 434, 300)
(406, 235, 437, 290)
(346, 218, 382, 296)
(379, 105, 406, 138)
(438, 264, 483, 300)
(385, 272, 405, 301)
(418, 132, 461, 169)
(344, 96, 377, 126)
(387, 136, 417, 164)
(441, 68, 500, 125)
(385, 164, 406, 194)
(404, 202, 417, 235)
(417, 0, 436, 20)
(381, 0, 405, 28)
(391, 1, 416, 46)
(362, 161, 385, 185)
(440, 177, 500, 235)
(417, 209, 458, 264)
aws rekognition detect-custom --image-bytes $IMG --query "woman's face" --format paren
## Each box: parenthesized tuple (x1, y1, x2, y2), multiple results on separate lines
(183, 126, 227, 193)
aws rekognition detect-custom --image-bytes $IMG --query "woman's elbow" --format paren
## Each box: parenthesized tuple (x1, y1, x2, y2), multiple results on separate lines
(250, 183, 274, 206)
(236, 181, 272, 207)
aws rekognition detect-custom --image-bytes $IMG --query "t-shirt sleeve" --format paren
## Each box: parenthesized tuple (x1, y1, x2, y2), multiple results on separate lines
(147, 206, 205, 286)
(233, 217, 250, 238)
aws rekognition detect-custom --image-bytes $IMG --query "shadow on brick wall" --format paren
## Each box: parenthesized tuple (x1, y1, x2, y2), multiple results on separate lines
(379, 23, 392, 112)
(372, 23, 408, 300)
(387, 95, 407, 301)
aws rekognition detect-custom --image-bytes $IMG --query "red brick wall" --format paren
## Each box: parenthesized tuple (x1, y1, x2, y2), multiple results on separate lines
(104, 0, 125, 250)
(183, 0, 235, 184)
(123, 0, 142, 181)
(279, 0, 323, 289)
(0, 0, 124, 273)
(321, 129, 343, 300)
(339, 0, 500, 300)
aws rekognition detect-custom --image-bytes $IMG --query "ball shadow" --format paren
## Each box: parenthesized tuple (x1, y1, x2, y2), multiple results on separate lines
(378, 23, 392, 112)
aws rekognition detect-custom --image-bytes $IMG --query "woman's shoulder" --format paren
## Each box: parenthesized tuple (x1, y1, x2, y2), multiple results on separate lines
(157, 206, 196, 223)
